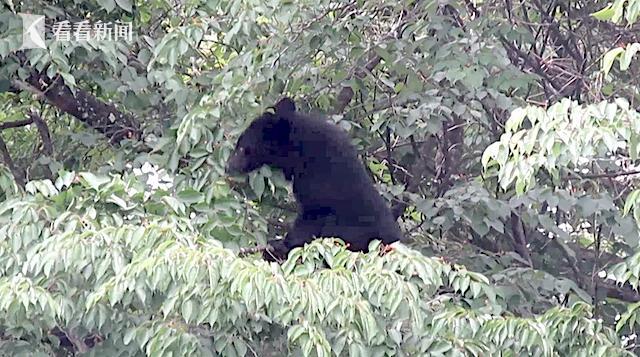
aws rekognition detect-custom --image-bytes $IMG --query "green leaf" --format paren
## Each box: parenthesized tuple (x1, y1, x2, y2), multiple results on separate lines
(621, 43, 640, 71)
(602, 47, 625, 75)
(123, 327, 137, 345)
(115, 0, 132, 12)
(591, 5, 614, 21)
(506, 107, 527, 132)
(162, 196, 185, 215)
(60, 72, 76, 88)
(182, 300, 194, 323)
(628, 0, 640, 22)
(482, 142, 501, 168)
(631, 132, 640, 160)
(288, 325, 305, 342)
(177, 189, 204, 204)
(97, 0, 116, 12)
(624, 190, 640, 215)
(79, 172, 111, 191)
(54, 171, 76, 190)
(249, 173, 265, 198)
(309, 35, 323, 49)
(107, 194, 134, 209)
(379, 76, 395, 90)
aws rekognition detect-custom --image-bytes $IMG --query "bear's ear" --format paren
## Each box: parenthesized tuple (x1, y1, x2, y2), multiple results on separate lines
(273, 97, 296, 114)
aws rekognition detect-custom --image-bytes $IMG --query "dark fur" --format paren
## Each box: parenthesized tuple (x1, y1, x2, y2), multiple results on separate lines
(227, 98, 403, 260)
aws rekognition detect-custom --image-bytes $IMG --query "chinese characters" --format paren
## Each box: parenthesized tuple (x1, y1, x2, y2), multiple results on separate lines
(51, 21, 132, 42)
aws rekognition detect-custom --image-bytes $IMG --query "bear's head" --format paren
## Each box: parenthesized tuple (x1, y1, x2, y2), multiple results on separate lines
(226, 98, 297, 175)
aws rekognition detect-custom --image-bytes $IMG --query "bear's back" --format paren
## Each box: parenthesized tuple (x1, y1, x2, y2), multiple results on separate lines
(284, 112, 402, 244)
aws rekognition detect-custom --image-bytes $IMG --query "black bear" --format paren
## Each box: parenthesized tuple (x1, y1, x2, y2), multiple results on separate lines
(226, 98, 403, 261)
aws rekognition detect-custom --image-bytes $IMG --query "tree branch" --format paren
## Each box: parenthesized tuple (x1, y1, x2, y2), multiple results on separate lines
(0, 134, 25, 187)
(332, 1, 425, 114)
(0, 118, 34, 131)
(510, 212, 533, 266)
(12, 75, 142, 145)
(238, 244, 273, 257)
(334, 54, 383, 114)
(569, 169, 640, 180)
(29, 112, 53, 156)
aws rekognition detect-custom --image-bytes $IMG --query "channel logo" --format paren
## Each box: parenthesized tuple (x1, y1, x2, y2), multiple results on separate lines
(18, 13, 46, 50)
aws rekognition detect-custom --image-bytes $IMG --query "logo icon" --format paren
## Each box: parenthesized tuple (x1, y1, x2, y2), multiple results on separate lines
(18, 13, 46, 50)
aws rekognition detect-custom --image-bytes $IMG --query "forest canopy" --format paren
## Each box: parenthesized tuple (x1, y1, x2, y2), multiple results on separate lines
(0, 0, 640, 355)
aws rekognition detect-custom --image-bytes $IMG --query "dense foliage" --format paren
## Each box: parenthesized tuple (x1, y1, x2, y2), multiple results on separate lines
(1, 0, 640, 355)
